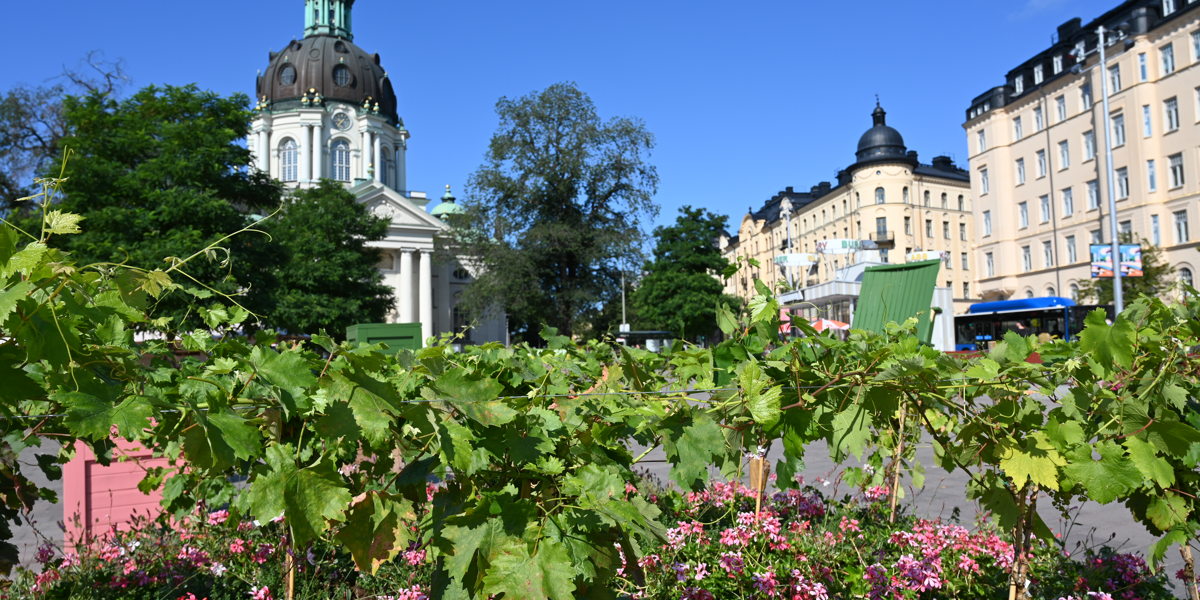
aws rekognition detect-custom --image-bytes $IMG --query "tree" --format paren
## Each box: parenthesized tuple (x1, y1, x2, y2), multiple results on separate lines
(633, 206, 739, 341)
(447, 82, 659, 342)
(1076, 233, 1177, 304)
(31, 84, 284, 331)
(267, 180, 394, 337)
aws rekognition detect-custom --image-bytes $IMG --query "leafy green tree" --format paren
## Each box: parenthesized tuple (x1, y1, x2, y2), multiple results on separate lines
(447, 82, 659, 341)
(267, 180, 394, 337)
(27, 84, 285, 331)
(633, 206, 738, 341)
(1076, 233, 1177, 304)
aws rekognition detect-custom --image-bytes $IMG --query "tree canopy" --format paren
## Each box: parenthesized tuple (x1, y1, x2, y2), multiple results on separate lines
(1076, 234, 1178, 304)
(447, 82, 659, 341)
(633, 206, 739, 341)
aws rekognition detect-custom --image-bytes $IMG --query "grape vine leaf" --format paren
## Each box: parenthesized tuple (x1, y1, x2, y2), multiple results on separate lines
(1146, 493, 1189, 531)
(998, 433, 1066, 491)
(481, 538, 576, 600)
(246, 444, 352, 546)
(434, 368, 512, 426)
(59, 391, 152, 441)
(740, 360, 782, 429)
(661, 411, 725, 490)
(0, 281, 31, 325)
(1124, 437, 1175, 489)
(831, 407, 871, 462)
(1062, 441, 1140, 504)
(0, 359, 44, 403)
(328, 370, 398, 448)
(1, 242, 46, 278)
(251, 346, 317, 409)
(43, 210, 84, 235)
(1078, 310, 1134, 371)
(334, 491, 413, 574)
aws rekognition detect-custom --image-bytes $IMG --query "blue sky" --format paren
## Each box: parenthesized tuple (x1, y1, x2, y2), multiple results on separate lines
(7, 0, 1108, 232)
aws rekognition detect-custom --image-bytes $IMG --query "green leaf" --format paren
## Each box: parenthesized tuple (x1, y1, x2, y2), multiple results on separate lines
(1062, 441, 1141, 504)
(0, 281, 32, 325)
(831, 406, 871, 462)
(42, 210, 84, 235)
(334, 491, 414, 574)
(481, 539, 576, 600)
(0, 359, 44, 403)
(716, 303, 737, 336)
(1146, 493, 1189, 531)
(59, 392, 153, 441)
(739, 360, 782, 429)
(1, 242, 46, 279)
(205, 409, 262, 462)
(246, 444, 352, 546)
(1078, 309, 1135, 371)
(435, 368, 512, 426)
(1125, 437, 1175, 488)
(661, 411, 725, 490)
(748, 294, 776, 324)
(965, 358, 1000, 381)
(252, 346, 317, 413)
(327, 370, 398, 448)
(998, 433, 1066, 491)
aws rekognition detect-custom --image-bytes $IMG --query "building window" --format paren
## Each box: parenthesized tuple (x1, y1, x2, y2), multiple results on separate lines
(332, 139, 351, 181)
(1165, 97, 1180, 131)
(986, 252, 995, 277)
(856, 192, 861, 208)
(1066, 235, 1077, 263)
(1091, 229, 1102, 245)
(1022, 246, 1032, 272)
(1058, 140, 1070, 169)
(961, 252, 969, 269)
(280, 138, 299, 181)
(941, 193, 948, 208)
(1143, 105, 1153, 137)
(1148, 159, 1157, 192)
(1162, 43, 1176, 76)
(977, 130, 987, 153)
(1109, 64, 1122, 93)
(1116, 167, 1130, 199)
(1056, 95, 1066, 122)
(960, 223, 967, 241)
(1016, 158, 1026, 185)
(1015, 75, 1025, 95)
(925, 219, 933, 237)
(1083, 130, 1096, 161)
(1070, 283, 1080, 300)
(880, 249, 889, 263)
(958, 195, 964, 211)
(1082, 83, 1093, 110)
(876, 217, 887, 234)
(1062, 187, 1074, 216)
(1053, 55, 1064, 74)
(1040, 195, 1050, 223)
(904, 216, 912, 234)
(963, 282, 971, 298)
(983, 211, 992, 236)
(1034, 64, 1044, 85)
(1014, 116, 1023, 140)
(1176, 209, 1190, 243)
(333, 65, 352, 87)
(279, 65, 297, 86)
(1036, 150, 1047, 178)
(1112, 113, 1126, 146)
(452, 305, 472, 341)
(1046, 286, 1056, 297)
(1182, 267, 1194, 291)
(903, 187, 909, 204)
(1087, 180, 1099, 210)
(1019, 202, 1029, 229)
(1043, 241, 1054, 267)
(1170, 153, 1185, 188)
(980, 169, 989, 194)
(1034, 106, 1044, 131)
(1194, 30, 1200, 61)
(923, 190, 931, 206)
(1152, 214, 1161, 246)
(875, 187, 885, 204)
(1139, 53, 1148, 82)
(1164, 0, 1177, 14)
(943, 221, 950, 239)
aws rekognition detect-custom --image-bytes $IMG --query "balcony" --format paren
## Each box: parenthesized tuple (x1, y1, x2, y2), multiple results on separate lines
(869, 230, 896, 248)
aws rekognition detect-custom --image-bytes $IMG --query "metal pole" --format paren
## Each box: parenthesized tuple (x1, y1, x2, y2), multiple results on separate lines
(785, 210, 794, 289)
(1098, 25, 1125, 314)
(621, 271, 626, 325)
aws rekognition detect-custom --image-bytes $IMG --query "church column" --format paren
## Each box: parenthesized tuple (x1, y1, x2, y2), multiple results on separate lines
(438, 261, 451, 337)
(361, 130, 371, 179)
(261, 130, 272, 175)
(312, 121, 324, 180)
(398, 249, 414, 323)
(373, 134, 383, 183)
(419, 251, 433, 345)
(300, 125, 312, 183)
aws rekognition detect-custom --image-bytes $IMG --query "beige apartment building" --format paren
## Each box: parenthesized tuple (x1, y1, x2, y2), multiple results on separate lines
(965, 0, 1200, 302)
(719, 104, 976, 316)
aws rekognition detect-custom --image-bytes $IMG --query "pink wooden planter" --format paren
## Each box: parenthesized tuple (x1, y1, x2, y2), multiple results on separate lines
(62, 440, 170, 547)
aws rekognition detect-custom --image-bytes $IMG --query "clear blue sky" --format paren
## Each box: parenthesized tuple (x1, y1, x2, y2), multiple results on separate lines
(6, 0, 1108, 232)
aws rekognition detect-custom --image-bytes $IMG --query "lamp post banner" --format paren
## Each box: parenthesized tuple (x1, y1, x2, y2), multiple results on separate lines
(774, 253, 819, 267)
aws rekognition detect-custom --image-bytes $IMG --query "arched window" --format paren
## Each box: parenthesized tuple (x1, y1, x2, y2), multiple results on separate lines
(332, 139, 351, 181)
(1046, 286, 1056, 297)
(923, 191, 931, 207)
(280, 138, 299, 181)
(1025, 290, 1035, 299)
(958, 195, 965, 211)
(1182, 267, 1194, 289)
(1070, 283, 1080, 300)
(380, 158, 389, 186)
(856, 193, 861, 208)
(333, 65, 352, 87)
(903, 187, 909, 204)
(941, 193, 948, 208)
(875, 187, 885, 204)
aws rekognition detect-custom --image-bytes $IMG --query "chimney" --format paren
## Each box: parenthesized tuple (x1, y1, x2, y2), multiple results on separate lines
(811, 185, 821, 196)
(785, 186, 794, 193)
(818, 181, 831, 195)
(932, 156, 955, 172)
(906, 150, 919, 162)
(1057, 17, 1081, 41)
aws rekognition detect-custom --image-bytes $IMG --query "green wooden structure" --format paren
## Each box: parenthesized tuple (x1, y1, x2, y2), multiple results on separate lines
(346, 323, 423, 354)
(851, 259, 942, 344)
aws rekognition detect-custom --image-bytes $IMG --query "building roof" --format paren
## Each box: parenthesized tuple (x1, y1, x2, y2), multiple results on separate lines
(431, 185, 465, 218)
(852, 259, 943, 344)
(851, 102, 917, 171)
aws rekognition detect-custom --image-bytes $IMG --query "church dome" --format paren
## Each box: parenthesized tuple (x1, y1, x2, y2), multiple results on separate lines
(431, 185, 464, 219)
(854, 103, 909, 165)
(256, 1, 399, 125)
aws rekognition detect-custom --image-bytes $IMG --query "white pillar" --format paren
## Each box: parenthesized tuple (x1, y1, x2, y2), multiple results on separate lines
(300, 125, 312, 183)
(419, 251, 433, 345)
(398, 250, 414, 323)
(373, 133, 383, 183)
(397, 139, 407, 193)
(438, 262, 451, 337)
(361, 130, 370, 179)
(261, 130, 271, 175)
(312, 122, 324, 180)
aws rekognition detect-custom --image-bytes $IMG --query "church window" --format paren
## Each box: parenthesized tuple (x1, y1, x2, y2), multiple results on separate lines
(280, 138, 299, 181)
(453, 267, 471, 280)
(279, 65, 296, 86)
(875, 187, 885, 204)
(335, 41, 347, 53)
(332, 139, 351, 181)
(333, 65, 352, 87)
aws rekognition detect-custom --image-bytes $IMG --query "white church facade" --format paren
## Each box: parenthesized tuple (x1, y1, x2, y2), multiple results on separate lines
(246, 0, 505, 346)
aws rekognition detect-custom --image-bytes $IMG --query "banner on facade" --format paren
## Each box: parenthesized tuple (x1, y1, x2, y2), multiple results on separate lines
(905, 251, 948, 263)
(1090, 244, 1143, 277)
(773, 253, 819, 267)
(814, 239, 861, 254)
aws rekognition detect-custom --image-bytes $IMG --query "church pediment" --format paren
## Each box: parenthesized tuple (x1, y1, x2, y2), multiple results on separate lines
(352, 182, 449, 231)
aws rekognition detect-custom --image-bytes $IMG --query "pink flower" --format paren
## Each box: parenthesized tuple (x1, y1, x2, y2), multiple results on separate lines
(395, 586, 429, 600)
(35, 542, 55, 564)
(207, 510, 229, 525)
(250, 586, 272, 600)
(719, 552, 744, 576)
(403, 547, 426, 566)
(681, 588, 715, 600)
(60, 552, 80, 569)
(229, 538, 248, 554)
(123, 559, 138, 575)
(693, 562, 709, 581)
(31, 569, 61, 594)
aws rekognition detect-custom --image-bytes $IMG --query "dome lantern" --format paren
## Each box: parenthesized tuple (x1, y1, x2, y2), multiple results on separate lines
(853, 100, 915, 169)
(305, 0, 355, 41)
(431, 184, 465, 220)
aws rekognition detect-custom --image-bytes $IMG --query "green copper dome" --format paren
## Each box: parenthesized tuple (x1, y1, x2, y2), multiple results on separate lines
(430, 185, 464, 219)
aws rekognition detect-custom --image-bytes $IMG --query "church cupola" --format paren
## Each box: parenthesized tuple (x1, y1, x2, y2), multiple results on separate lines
(305, 0, 355, 40)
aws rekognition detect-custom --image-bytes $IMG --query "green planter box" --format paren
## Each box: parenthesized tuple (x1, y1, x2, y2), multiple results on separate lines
(346, 323, 423, 354)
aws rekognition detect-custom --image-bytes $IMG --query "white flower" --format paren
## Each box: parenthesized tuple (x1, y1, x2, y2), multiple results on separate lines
(127, 541, 141, 551)
(211, 562, 227, 576)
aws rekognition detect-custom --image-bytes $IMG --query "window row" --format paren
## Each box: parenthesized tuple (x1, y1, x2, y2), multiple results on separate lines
(278, 138, 355, 182)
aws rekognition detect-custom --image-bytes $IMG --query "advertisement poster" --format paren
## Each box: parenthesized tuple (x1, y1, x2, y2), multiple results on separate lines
(1090, 244, 1143, 277)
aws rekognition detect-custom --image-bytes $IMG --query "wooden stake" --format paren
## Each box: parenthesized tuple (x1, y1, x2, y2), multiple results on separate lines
(1182, 544, 1199, 600)
(888, 400, 907, 523)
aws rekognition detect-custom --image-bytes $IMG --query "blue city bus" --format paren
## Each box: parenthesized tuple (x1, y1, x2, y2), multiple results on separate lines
(954, 297, 1113, 351)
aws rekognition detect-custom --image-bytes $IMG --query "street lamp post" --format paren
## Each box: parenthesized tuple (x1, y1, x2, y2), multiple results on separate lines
(780, 197, 794, 289)
(1098, 24, 1125, 314)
